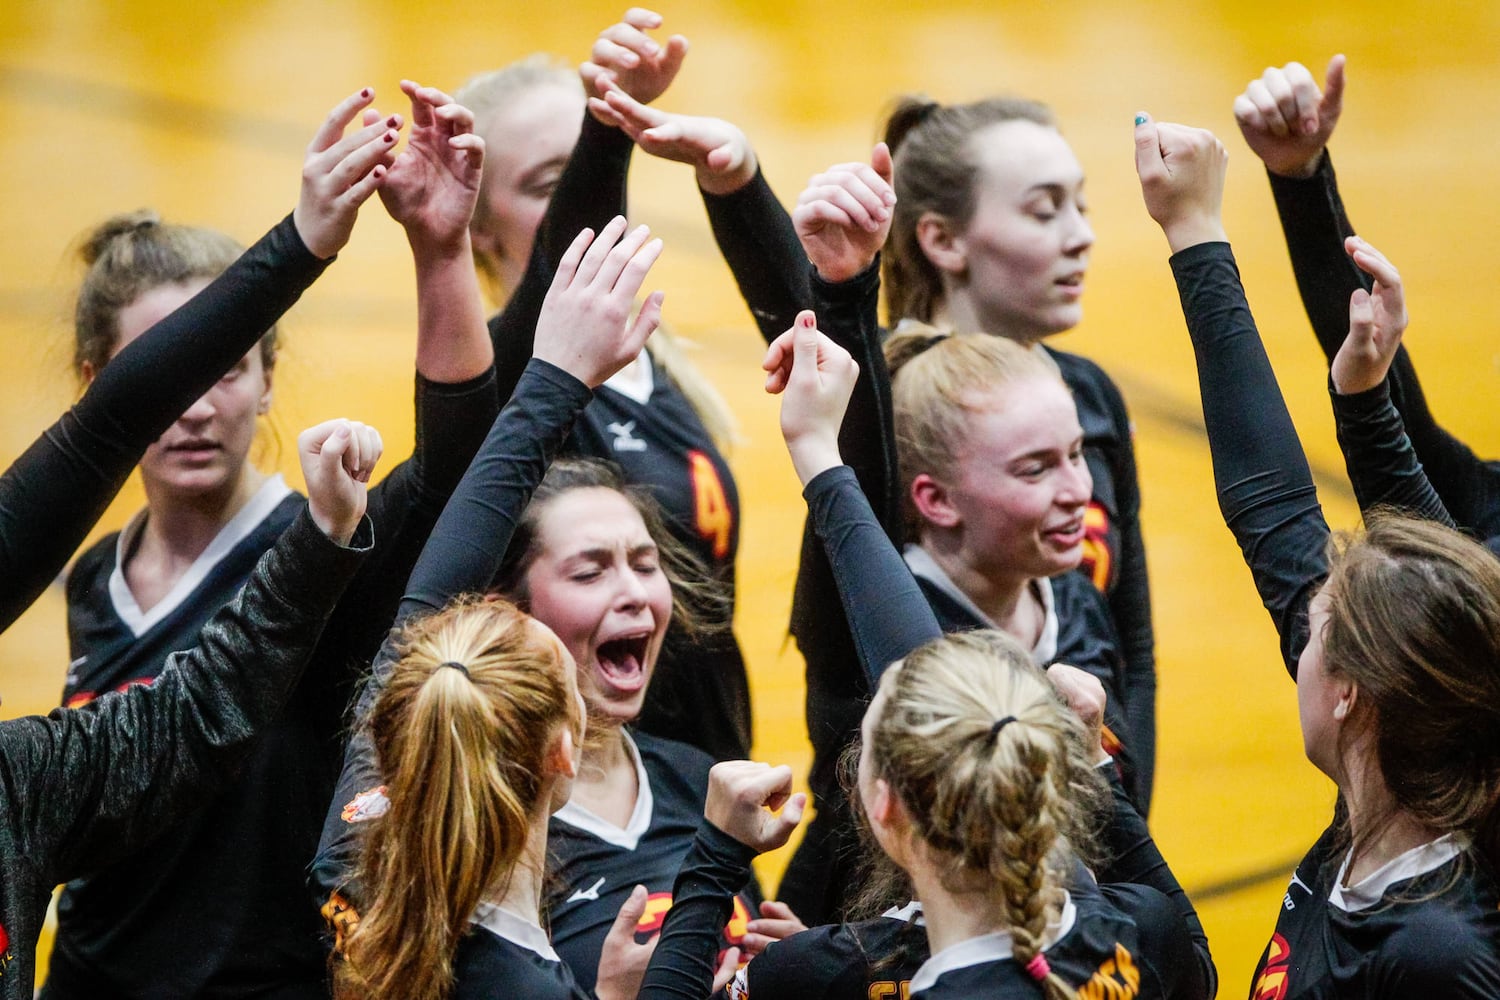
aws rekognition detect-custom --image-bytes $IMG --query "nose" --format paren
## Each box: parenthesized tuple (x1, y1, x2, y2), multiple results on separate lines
(614, 564, 650, 612)
(1065, 206, 1094, 256)
(179, 391, 216, 424)
(1059, 456, 1093, 508)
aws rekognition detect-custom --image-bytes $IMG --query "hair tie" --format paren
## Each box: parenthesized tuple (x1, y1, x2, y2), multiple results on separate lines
(989, 715, 1018, 741)
(1025, 953, 1051, 981)
(439, 660, 470, 677)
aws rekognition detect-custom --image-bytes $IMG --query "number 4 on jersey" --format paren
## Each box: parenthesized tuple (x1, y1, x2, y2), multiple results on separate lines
(688, 450, 732, 560)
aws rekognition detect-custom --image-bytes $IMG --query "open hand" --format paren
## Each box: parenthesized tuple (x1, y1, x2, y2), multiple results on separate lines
(299, 419, 382, 545)
(1233, 55, 1345, 179)
(794, 144, 896, 282)
(590, 84, 756, 196)
(294, 88, 401, 259)
(378, 80, 485, 252)
(580, 8, 689, 110)
(534, 216, 664, 387)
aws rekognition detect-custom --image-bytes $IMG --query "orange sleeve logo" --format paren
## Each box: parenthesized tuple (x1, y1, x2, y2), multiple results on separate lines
(1251, 933, 1292, 1000)
(635, 891, 750, 948)
(1078, 501, 1113, 592)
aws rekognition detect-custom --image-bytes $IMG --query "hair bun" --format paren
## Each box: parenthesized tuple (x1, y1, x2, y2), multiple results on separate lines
(79, 209, 162, 266)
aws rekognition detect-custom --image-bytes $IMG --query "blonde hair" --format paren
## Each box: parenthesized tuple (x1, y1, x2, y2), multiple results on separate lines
(886, 323, 1063, 538)
(868, 630, 1105, 999)
(336, 597, 582, 1000)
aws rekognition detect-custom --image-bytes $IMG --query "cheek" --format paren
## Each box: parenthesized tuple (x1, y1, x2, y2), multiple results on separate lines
(526, 583, 603, 662)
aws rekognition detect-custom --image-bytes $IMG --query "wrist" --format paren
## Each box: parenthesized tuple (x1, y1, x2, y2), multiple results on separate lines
(1162, 216, 1228, 254)
(787, 437, 843, 487)
(405, 229, 473, 261)
(696, 150, 758, 197)
(310, 508, 357, 547)
(1266, 148, 1325, 181)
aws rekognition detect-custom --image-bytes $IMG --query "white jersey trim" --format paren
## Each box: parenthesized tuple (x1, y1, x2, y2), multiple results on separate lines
(908, 891, 1076, 995)
(109, 474, 293, 637)
(470, 901, 561, 963)
(1329, 832, 1466, 913)
(602, 350, 655, 405)
(553, 730, 654, 850)
(902, 544, 1059, 663)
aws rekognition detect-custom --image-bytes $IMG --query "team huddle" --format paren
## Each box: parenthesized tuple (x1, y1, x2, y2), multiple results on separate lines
(2, 10, 1498, 1000)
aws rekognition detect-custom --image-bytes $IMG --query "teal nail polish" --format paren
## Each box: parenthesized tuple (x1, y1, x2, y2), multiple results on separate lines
(1134, 114, 1147, 126)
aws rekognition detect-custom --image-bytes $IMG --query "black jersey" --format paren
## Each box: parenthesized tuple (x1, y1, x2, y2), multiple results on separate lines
(728, 902, 927, 1000)
(1252, 827, 1500, 998)
(44, 371, 498, 1000)
(454, 905, 589, 1000)
(907, 890, 1156, 999)
(546, 730, 753, 993)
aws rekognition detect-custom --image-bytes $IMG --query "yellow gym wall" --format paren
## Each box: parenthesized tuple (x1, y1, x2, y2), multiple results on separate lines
(2, 0, 1498, 991)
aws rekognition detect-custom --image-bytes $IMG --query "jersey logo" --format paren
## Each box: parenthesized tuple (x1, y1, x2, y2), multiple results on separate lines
(636, 890, 750, 959)
(65, 655, 87, 688)
(1284, 872, 1311, 911)
(1076, 942, 1140, 998)
(567, 877, 606, 903)
(1252, 933, 1292, 1000)
(608, 421, 649, 453)
(1078, 501, 1114, 592)
(321, 892, 360, 956)
(341, 786, 390, 823)
(867, 982, 912, 999)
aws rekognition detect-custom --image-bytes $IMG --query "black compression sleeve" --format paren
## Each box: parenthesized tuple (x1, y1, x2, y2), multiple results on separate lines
(488, 114, 634, 404)
(1169, 241, 1329, 675)
(1268, 155, 1500, 536)
(637, 822, 756, 1000)
(1094, 765, 1215, 998)
(0, 213, 329, 632)
(700, 166, 810, 344)
(1330, 378, 1454, 526)
(804, 466, 941, 683)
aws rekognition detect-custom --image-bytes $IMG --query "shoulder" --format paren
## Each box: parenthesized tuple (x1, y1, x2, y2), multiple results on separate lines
(634, 729, 714, 792)
(747, 922, 877, 999)
(1043, 346, 1132, 424)
(66, 530, 120, 597)
(1368, 865, 1500, 993)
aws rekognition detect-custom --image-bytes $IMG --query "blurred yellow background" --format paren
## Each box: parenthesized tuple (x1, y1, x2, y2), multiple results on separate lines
(3, 0, 1499, 992)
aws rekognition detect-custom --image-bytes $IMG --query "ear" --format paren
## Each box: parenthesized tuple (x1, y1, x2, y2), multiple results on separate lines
(910, 473, 961, 530)
(545, 726, 578, 779)
(1332, 681, 1358, 723)
(257, 360, 274, 415)
(915, 212, 967, 277)
(80, 359, 98, 387)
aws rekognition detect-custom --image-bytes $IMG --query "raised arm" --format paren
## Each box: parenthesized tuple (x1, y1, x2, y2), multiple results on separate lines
(488, 8, 683, 401)
(591, 82, 810, 343)
(1136, 113, 1329, 675)
(0, 89, 394, 632)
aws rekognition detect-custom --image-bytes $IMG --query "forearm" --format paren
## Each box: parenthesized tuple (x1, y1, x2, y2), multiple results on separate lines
(412, 236, 494, 384)
(1331, 378, 1454, 525)
(701, 167, 811, 344)
(1169, 241, 1329, 674)
(805, 466, 941, 683)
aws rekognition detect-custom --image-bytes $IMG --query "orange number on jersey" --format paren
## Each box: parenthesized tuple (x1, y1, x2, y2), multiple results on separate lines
(688, 450, 732, 560)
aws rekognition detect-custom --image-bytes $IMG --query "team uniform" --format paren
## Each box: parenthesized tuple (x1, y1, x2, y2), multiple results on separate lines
(1172, 238, 1500, 997)
(486, 112, 753, 762)
(42, 223, 499, 999)
(546, 730, 755, 995)
(0, 507, 368, 1000)
(0, 214, 330, 634)
(1267, 153, 1500, 543)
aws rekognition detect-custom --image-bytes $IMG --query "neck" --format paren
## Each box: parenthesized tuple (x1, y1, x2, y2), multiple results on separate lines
(908, 860, 1018, 955)
(139, 465, 268, 563)
(919, 536, 1039, 643)
(932, 294, 1037, 346)
(1341, 762, 1445, 884)
(490, 807, 552, 925)
(569, 721, 639, 824)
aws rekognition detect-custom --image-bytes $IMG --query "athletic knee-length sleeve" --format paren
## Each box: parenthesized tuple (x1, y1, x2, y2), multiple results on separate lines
(310, 360, 592, 916)
(699, 167, 811, 344)
(0, 213, 330, 633)
(1168, 241, 1329, 675)
(1268, 155, 1500, 537)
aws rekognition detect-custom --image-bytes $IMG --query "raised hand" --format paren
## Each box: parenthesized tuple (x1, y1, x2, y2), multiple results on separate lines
(793, 144, 897, 282)
(294, 88, 402, 260)
(589, 84, 757, 196)
(1045, 663, 1109, 765)
(533, 216, 664, 387)
(1331, 236, 1409, 395)
(764, 311, 859, 485)
(740, 900, 807, 958)
(1133, 114, 1229, 253)
(580, 8, 689, 110)
(378, 80, 485, 252)
(299, 419, 382, 545)
(704, 761, 806, 854)
(1233, 55, 1345, 179)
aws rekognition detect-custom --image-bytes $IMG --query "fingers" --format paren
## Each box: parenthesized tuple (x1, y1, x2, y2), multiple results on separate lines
(599, 224, 661, 296)
(1133, 112, 1166, 184)
(308, 88, 377, 154)
(571, 216, 632, 287)
(625, 290, 666, 352)
(1347, 287, 1375, 345)
(607, 884, 649, 941)
(1345, 235, 1401, 290)
(1259, 64, 1307, 136)
(871, 141, 894, 185)
(1323, 54, 1347, 120)
(762, 327, 795, 393)
(711, 947, 741, 994)
(603, 85, 667, 131)
(400, 78, 435, 130)
(349, 423, 383, 483)
(555, 226, 597, 290)
(791, 309, 821, 368)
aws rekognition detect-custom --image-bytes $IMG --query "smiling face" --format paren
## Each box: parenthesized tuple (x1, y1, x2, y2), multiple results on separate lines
(944, 120, 1093, 342)
(919, 375, 1091, 582)
(521, 487, 673, 727)
(111, 279, 270, 502)
(470, 82, 586, 298)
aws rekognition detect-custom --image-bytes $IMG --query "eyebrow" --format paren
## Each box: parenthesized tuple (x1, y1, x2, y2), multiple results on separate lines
(566, 543, 658, 564)
(518, 155, 569, 187)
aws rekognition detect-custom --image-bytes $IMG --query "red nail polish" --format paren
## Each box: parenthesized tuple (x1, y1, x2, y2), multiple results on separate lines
(360, 88, 371, 99)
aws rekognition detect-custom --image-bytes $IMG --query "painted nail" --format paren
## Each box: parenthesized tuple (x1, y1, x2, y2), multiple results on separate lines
(1134, 114, 1147, 126)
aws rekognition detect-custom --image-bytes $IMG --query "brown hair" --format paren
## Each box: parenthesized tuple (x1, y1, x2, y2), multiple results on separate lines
(867, 630, 1106, 1000)
(1321, 513, 1500, 869)
(881, 97, 1055, 325)
(336, 597, 582, 1000)
(885, 323, 1064, 539)
(72, 210, 278, 380)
